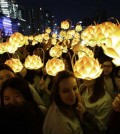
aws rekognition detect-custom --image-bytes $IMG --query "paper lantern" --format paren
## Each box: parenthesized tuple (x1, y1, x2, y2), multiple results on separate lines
(5, 41, 18, 53)
(61, 20, 70, 30)
(34, 35, 43, 43)
(28, 35, 34, 41)
(9, 32, 25, 48)
(24, 55, 43, 70)
(51, 38, 57, 45)
(75, 24, 82, 32)
(45, 28, 51, 34)
(59, 30, 67, 37)
(102, 29, 120, 66)
(81, 22, 117, 47)
(49, 45, 62, 58)
(43, 33, 50, 40)
(0, 42, 7, 54)
(5, 58, 23, 73)
(73, 56, 103, 80)
(46, 58, 65, 76)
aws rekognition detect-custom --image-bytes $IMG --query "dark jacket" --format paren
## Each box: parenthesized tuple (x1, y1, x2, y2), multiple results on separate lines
(0, 102, 44, 134)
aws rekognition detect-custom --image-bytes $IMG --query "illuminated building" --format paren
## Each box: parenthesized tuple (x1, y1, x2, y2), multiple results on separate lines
(0, 0, 25, 36)
(25, 7, 55, 34)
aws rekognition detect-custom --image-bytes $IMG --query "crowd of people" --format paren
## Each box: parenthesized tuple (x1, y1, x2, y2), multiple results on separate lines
(0, 44, 120, 134)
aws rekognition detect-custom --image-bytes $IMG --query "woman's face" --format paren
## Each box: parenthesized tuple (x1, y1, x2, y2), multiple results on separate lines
(59, 77, 78, 106)
(102, 61, 113, 76)
(83, 79, 96, 88)
(0, 70, 15, 89)
(3, 87, 26, 106)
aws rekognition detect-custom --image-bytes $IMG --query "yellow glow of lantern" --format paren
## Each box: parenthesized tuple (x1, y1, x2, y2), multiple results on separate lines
(61, 20, 70, 30)
(46, 58, 65, 76)
(5, 58, 23, 73)
(9, 32, 25, 48)
(0, 42, 7, 54)
(73, 56, 103, 80)
(75, 24, 82, 32)
(102, 29, 120, 66)
(5, 41, 18, 53)
(45, 28, 51, 34)
(49, 45, 62, 58)
(60, 30, 67, 37)
(51, 38, 57, 45)
(43, 33, 50, 40)
(81, 22, 117, 47)
(24, 55, 43, 70)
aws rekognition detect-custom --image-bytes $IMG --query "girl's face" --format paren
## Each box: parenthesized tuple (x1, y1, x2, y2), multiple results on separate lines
(102, 61, 113, 76)
(0, 70, 15, 89)
(59, 77, 78, 106)
(83, 79, 96, 88)
(3, 88, 26, 106)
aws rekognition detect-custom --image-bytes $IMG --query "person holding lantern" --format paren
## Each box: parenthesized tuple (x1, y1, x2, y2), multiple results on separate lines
(78, 74, 112, 134)
(43, 70, 84, 134)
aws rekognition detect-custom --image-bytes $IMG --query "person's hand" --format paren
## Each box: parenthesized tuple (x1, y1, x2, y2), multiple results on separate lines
(112, 94, 120, 112)
(75, 92, 86, 118)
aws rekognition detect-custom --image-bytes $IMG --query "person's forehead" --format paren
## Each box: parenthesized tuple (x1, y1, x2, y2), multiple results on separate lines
(59, 77, 77, 87)
(0, 69, 14, 76)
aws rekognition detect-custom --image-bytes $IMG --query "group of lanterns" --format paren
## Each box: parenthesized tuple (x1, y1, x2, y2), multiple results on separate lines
(1, 19, 120, 79)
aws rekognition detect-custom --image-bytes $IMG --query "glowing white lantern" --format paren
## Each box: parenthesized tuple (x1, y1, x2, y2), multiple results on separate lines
(49, 45, 62, 58)
(73, 56, 103, 80)
(46, 58, 65, 76)
(24, 55, 43, 70)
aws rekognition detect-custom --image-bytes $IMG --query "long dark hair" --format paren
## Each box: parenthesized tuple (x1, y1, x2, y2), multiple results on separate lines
(90, 74, 105, 103)
(51, 70, 77, 107)
(0, 76, 36, 107)
(99, 56, 117, 92)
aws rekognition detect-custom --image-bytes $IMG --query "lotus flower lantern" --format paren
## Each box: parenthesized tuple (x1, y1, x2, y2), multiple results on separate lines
(9, 32, 25, 48)
(5, 58, 23, 73)
(61, 20, 70, 30)
(45, 58, 65, 76)
(102, 29, 120, 66)
(24, 55, 43, 70)
(49, 45, 62, 58)
(73, 56, 103, 80)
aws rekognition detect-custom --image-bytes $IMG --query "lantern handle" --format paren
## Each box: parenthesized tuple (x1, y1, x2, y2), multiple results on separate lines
(71, 53, 77, 70)
(33, 47, 45, 65)
(7, 52, 12, 59)
(108, 17, 119, 25)
(71, 49, 89, 70)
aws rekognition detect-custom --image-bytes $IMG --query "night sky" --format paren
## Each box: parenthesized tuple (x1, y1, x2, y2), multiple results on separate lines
(16, 0, 120, 25)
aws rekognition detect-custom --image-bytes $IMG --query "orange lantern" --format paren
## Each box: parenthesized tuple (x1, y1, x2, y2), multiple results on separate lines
(73, 56, 103, 80)
(46, 58, 65, 76)
(24, 55, 43, 70)
(5, 58, 23, 73)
